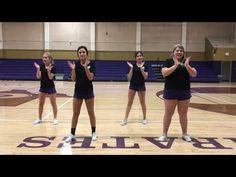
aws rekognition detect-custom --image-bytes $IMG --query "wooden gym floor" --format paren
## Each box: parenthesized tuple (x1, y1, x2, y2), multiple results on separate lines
(0, 80, 236, 155)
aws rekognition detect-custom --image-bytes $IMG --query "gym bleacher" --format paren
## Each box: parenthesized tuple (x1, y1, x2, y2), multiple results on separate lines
(0, 59, 223, 82)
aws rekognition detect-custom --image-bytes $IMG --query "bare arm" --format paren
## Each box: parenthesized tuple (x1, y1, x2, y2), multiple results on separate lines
(184, 57, 197, 77)
(84, 67, 94, 81)
(82, 61, 94, 81)
(34, 62, 41, 79)
(140, 62, 148, 80)
(68, 61, 76, 81)
(127, 61, 133, 80)
(46, 65, 55, 80)
(71, 69, 76, 81)
(161, 58, 178, 78)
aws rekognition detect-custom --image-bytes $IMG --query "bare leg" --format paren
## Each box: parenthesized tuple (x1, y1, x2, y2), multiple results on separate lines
(177, 99, 190, 135)
(85, 97, 97, 140)
(49, 93, 57, 119)
(137, 91, 147, 120)
(162, 99, 177, 136)
(124, 89, 136, 120)
(71, 98, 83, 128)
(38, 92, 46, 119)
(85, 98, 96, 127)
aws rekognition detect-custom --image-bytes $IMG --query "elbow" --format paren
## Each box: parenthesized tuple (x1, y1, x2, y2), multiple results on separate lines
(71, 74, 76, 81)
(89, 76, 94, 81)
(161, 71, 167, 78)
(192, 71, 197, 77)
(162, 73, 167, 78)
(89, 74, 94, 81)
(144, 73, 148, 80)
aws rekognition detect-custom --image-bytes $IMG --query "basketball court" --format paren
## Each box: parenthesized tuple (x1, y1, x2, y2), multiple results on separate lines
(0, 80, 235, 154)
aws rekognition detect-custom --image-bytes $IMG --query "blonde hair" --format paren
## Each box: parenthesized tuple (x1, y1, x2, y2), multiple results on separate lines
(43, 52, 54, 65)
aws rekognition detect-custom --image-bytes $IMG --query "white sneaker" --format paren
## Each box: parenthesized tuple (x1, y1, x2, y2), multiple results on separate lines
(182, 134, 192, 142)
(120, 119, 127, 126)
(158, 135, 168, 142)
(53, 119, 59, 125)
(65, 134, 76, 143)
(142, 119, 148, 125)
(33, 118, 42, 124)
(92, 132, 97, 141)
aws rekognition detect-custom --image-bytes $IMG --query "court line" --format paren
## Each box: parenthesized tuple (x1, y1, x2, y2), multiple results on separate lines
(191, 90, 234, 104)
(42, 97, 73, 120)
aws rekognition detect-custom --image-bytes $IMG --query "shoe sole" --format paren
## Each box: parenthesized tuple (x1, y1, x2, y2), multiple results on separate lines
(182, 138, 191, 142)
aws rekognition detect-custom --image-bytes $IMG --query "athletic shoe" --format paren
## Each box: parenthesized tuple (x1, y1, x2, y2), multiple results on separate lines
(65, 134, 76, 143)
(158, 135, 168, 142)
(182, 134, 192, 142)
(120, 119, 127, 126)
(53, 119, 59, 125)
(142, 119, 148, 125)
(33, 118, 42, 124)
(92, 132, 97, 141)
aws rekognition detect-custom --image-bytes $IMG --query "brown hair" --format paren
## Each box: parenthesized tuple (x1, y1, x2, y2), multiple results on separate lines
(135, 51, 143, 58)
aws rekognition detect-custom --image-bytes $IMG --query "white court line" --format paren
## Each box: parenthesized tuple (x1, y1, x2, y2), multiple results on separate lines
(42, 97, 73, 120)
(191, 90, 234, 104)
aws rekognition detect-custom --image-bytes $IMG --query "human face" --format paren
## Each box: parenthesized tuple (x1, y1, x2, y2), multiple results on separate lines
(42, 55, 50, 65)
(173, 47, 184, 61)
(77, 48, 87, 61)
(136, 52, 143, 64)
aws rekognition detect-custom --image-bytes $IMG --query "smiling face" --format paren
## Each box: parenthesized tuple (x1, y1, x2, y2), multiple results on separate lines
(77, 47, 88, 63)
(173, 44, 184, 61)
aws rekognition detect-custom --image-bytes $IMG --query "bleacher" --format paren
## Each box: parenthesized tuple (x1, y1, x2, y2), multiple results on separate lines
(190, 61, 220, 82)
(0, 59, 221, 82)
(149, 61, 221, 82)
(0, 59, 70, 81)
(0, 59, 36, 80)
(94, 60, 127, 81)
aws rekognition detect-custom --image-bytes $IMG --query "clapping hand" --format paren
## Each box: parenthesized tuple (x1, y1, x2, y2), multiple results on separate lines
(184, 56, 191, 67)
(173, 57, 179, 66)
(127, 61, 133, 68)
(67, 61, 75, 70)
(81, 60, 88, 68)
(45, 64, 53, 71)
(34, 62, 40, 69)
(140, 61, 145, 70)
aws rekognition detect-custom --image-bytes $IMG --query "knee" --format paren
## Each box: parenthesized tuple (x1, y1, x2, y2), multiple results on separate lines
(39, 102, 44, 107)
(127, 100, 133, 105)
(51, 102, 57, 108)
(140, 101, 146, 106)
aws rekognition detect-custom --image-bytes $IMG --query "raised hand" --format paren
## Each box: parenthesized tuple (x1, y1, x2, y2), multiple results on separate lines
(67, 61, 75, 70)
(140, 61, 145, 67)
(127, 61, 133, 68)
(81, 60, 88, 68)
(45, 64, 53, 71)
(173, 57, 179, 66)
(184, 56, 191, 67)
(140, 61, 145, 70)
(34, 62, 40, 69)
